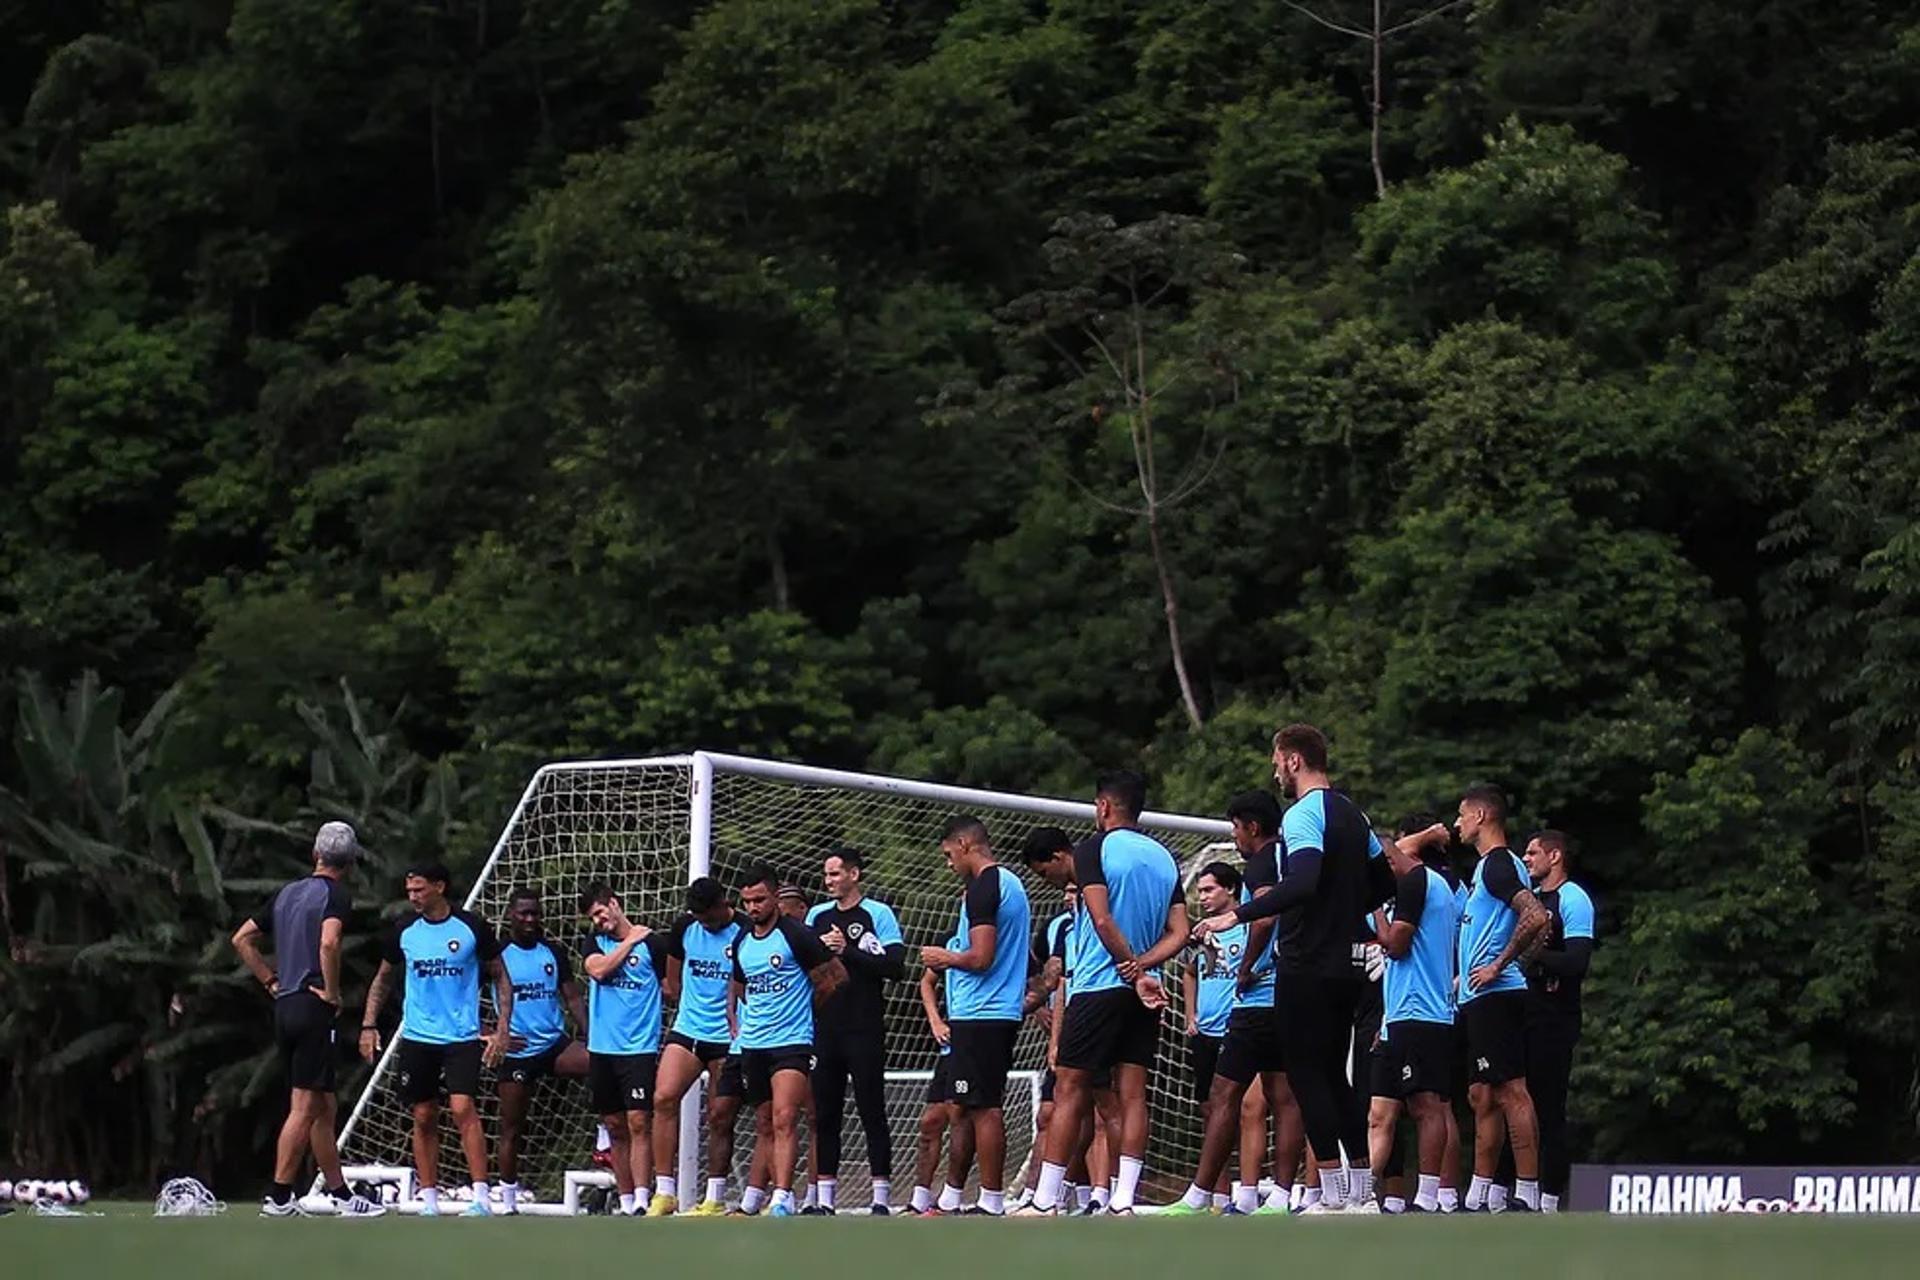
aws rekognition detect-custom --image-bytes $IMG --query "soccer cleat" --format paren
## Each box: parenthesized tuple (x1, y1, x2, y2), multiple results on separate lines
(646, 1194, 678, 1218)
(339, 1194, 387, 1218)
(868, 1204, 891, 1217)
(690, 1199, 729, 1217)
(260, 1196, 305, 1218)
(769, 1202, 795, 1218)
(1300, 1201, 1345, 1216)
(462, 1197, 492, 1217)
(297, 1192, 339, 1216)
(1160, 1202, 1209, 1217)
(914, 1206, 945, 1218)
(1251, 1204, 1290, 1216)
(1008, 1203, 1056, 1217)
(800, 1204, 834, 1216)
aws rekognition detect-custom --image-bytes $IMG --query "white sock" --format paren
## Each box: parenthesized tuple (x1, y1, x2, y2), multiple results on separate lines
(1265, 1186, 1290, 1211)
(1488, 1182, 1509, 1212)
(633, 1186, 651, 1212)
(771, 1187, 795, 1211)
(802, 1182, 817, 1209)
(656, 1175, 676, 1200)
(1437, 1186, 1459, 1212)
(1235, 1184, 1260, 1213)
(471, 1180, 489, 1204)
(1514, 1179, 1539, 1210)
(741, 1186, 767, 1214)
(817, 1178, 836, 1210)
(1258, 1177, 1277, 1199)
(707, 1177, 727, 1204)
(595, 1124, 612, 1152)
(1076, 1184, 1094, 1210)
(1091, 1186, 1110, 1209)
(501, 1182, 519, 1212)
(911, 1185, 934, 1212)
(871, 1179, 890, 1208)
(1301, 1186, 1322, 1210)
(938, 1183, 964, 1212)
(1349, 1166, 1372, 1206)
(1181, 1183, 1210, 1209)
(1415, 1174, 1440, 1211)
(1112, 1156, 1144, 1211)
(1541, 1192, 1560, 1213)
(1466, 1175, 1491, 1210)
(1211, 1192, 1230, 1210)
(618, 1192, 636, 1215)
(979, 1188, 1005, 1215)
(1385, 1195, 1407, 1213)
(1320, 1164, 1349, 1209)
(421, 1187, 439, 1214)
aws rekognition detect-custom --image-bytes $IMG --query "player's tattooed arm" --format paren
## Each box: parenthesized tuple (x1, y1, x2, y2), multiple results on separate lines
(359, 960, 395, 1061)
(1472, 890, 1550, 989)
(809, 956, 849, 1005)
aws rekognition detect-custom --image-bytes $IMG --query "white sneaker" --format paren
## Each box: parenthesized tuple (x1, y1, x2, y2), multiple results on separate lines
(340, 1194, 387, 1218)
(1300, 1201, 1345, 1216)
(298, 1193, 340, 1216)
(260, 1197, 306, 1218)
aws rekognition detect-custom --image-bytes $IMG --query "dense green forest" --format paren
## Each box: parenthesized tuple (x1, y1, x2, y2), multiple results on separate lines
(3, 0, 1920, 1190)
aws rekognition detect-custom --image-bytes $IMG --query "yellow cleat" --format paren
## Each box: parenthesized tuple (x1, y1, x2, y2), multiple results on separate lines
(646, 1194, 678, 1218)
(689, 1199, 729, 1217)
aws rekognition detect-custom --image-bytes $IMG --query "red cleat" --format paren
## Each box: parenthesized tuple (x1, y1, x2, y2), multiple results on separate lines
(590, 1149, 614, 1170)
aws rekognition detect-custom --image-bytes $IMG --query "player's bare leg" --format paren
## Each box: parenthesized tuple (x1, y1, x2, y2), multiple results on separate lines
(706, 1062, 742, 1199)
(651, 1043, 704, 1192)
(770, 1069, 809, 1192)
(448, 1093, 489, 1186)
(1237, 1079, 1268, 1191)
(625, 1108, 653, 1210)
(1368, 1096, 1402, 1190)
(410, 1099, 442, 1199)
(497, 1081, 531, 1189)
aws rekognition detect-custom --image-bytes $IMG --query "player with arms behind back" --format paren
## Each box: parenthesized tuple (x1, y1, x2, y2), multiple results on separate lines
(730, 864, 848, 1216)
(360, 862, 513, 1216)
(1521, 829, 1594, 1213)
(579, 882, 672, 1215)
(495, 886, 588, 1214)
(652, 877, 749, 1216)
(1020, 772, 1186, 1216)
(920, 815, 1032, 1216)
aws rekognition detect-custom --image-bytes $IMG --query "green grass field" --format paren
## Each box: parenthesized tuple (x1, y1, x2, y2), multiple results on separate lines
(8, 1206, 1920, 1280)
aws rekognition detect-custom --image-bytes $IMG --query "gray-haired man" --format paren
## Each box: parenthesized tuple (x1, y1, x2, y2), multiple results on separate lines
(232, 821, 385, 1217)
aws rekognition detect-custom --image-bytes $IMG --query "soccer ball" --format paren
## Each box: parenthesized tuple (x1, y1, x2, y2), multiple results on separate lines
(15, 1179, 42, 1204)
(69, 1180, 91, 1205)
(44, 1181, 73, 1206)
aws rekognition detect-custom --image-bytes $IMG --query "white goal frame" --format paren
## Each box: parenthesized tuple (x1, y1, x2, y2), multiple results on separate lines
(336, 750, 1232, 1199)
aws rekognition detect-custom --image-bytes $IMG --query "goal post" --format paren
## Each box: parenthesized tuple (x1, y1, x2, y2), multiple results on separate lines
(337, 751, 1232, 1209)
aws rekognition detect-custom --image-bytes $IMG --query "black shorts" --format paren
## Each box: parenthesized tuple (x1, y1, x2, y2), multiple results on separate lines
(500, 1037, 573, 1087)
(928, 1054, 957, 1105)
(665, 1030, 732, 1065)
(395, 1037, 483, 1106)
(1463, 992, 1528, 1085)
(740, 1046, 813, 1106)
(275, 991, 337, 1092)
(1370, 1021, 1453, 1100)
(948, 1019, 1020, 1109)
(1058, 987, 1160, 1072)
(1216, 1006, 1283, 1086)
(588, 1052, 659, 1115)
(1189, 1034, 1224, 1098)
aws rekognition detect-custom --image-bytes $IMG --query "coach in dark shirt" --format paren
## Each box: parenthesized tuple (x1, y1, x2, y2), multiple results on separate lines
(232, 821, 383, 1217)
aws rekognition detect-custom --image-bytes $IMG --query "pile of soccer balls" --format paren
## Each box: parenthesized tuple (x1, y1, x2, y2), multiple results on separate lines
(0, 1178, 93, 1207)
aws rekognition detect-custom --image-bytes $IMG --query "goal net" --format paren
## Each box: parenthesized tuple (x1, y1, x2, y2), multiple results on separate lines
(336, 753, 1231, 1209)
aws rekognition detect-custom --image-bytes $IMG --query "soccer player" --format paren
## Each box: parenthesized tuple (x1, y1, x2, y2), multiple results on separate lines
(653, 876, 749, 1216)
(1170, 862, 1240, 1212)
(577, 882, 670, 1215)
(731, 864, 848, 1216)
(360, 862, 512, 1217)
(1196, 725, 1392, 1212)
(919, 815, 1032, 1216)
(496, 887, 589, 1214)
(806, 845, 907, 1214)
(1168, 794, 1301, 1216)
(1521, 829, 1594, 1213)
(1367, 822, 1460, 1213)
(1021, 772, 1186, 1216)
(1013, 858, 1077, 1208)
(231, 821, 383, 1217)
(1454, 785, 1550, 1211)
(912, 963, 959, 1215)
